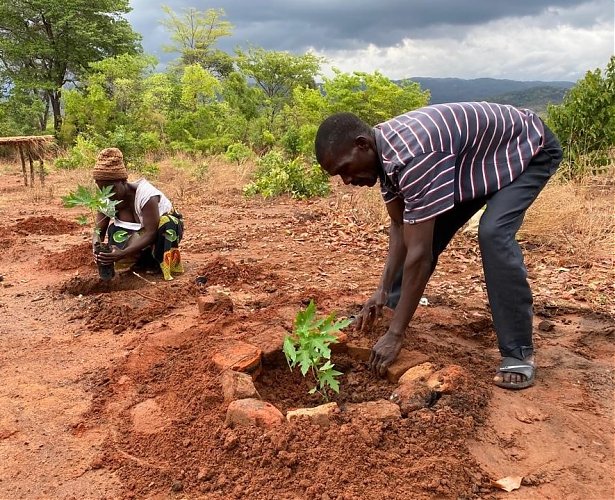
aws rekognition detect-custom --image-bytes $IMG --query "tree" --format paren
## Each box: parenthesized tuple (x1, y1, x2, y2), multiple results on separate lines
(547, 56, 615, 178)
(235, 47, 322, 128)
(322, 70, 430, 125)
(161, 5, 234, 78)
(0, 0, 141, 132)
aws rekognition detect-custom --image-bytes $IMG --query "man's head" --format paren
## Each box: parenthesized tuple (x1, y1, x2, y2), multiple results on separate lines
(93, 147, 129, 199)
(315, 113, 380, 187)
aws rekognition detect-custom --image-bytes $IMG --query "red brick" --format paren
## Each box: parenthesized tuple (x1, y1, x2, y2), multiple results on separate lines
(386, 349, 430, 383)
(225, 398, 285, 428)
(220, 370, 260, 402)
(345, 400, 401, 421)
(347, 343, 372, 362)
(212, 342, 262, 373)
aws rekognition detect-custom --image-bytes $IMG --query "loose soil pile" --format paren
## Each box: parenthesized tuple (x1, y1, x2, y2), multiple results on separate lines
(9, 215, 80, 235)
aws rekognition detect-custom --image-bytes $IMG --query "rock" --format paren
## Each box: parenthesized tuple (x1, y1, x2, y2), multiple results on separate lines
(426, 365, 467, 393)
(391, 382, 434, 415)
(386, 350, 430, 383)
(538, 320, 555, 332)
(347, 343, 372, 362)
(286, 402, 339, 426)
(393, 362, 438, 415)
(197, 293, 233, 315)
(220, 370, 260, 402)
(398, 362, 436, 386)
(331, 331, 349, 353)
(345, 400, 401, 421)
(130, 399, 167, 434)
(225, 399, 285, 428)
(212, 342, 262, 373)
(250, 325, 288, 363)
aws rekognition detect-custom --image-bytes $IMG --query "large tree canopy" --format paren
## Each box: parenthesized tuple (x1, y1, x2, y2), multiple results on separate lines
(0, 0, 141, 131)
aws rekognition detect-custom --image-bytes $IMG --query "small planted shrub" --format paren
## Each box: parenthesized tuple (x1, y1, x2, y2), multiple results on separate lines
(62, 184, 121, 280)
(244, 150, 330, 199)
(61, 184, 119, 228)
(283, 300, 352, 400)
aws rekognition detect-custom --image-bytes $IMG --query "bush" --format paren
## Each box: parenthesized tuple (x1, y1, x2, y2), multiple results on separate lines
(55, 135, 99, 170)
(244, 150, 330, 199)
(224, 142, 252, 165)
(547, 57, 615, 180)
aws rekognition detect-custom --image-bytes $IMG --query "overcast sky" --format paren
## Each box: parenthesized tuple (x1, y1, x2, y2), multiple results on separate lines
(126, 0, 614, 82)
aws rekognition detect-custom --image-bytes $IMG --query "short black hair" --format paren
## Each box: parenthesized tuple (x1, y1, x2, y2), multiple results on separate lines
(314, 112, 371, 165)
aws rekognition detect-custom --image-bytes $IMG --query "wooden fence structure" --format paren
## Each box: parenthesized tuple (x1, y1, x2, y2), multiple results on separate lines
(0, 135, 55, 187)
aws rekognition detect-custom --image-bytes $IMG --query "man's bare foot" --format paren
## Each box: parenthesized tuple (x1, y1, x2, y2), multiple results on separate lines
(493, 355, 535, 389)
(368, 330, 403, 377)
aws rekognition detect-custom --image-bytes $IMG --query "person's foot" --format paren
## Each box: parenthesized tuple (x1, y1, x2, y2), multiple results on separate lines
(494, 355, 535, 389)
(368, 330, 403, 377)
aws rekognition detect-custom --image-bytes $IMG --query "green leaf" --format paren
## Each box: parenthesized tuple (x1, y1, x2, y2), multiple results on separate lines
(76, 215, 89, 226)
(282, 335, 297, 365)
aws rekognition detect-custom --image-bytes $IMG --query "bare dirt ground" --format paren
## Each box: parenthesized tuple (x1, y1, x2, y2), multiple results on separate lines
(0, 164, 613, 499)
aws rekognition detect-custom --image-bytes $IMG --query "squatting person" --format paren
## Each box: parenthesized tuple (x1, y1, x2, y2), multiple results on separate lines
(314, 102, 562, 389)
(92, 147, 184, 281)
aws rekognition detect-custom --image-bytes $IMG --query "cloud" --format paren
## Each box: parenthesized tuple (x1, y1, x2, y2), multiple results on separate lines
(127, 0, 614, 81)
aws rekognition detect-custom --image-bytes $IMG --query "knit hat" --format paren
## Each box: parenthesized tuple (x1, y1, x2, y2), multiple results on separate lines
(93, 147, 128, 181)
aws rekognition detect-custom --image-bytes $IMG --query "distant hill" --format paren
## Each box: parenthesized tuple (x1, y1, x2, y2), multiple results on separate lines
(407, 77, 574, 114)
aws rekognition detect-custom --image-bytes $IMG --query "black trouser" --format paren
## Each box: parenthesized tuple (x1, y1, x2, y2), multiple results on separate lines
(387, 124, 563, 360)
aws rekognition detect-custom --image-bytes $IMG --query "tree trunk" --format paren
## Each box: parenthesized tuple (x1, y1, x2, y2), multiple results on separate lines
(38, 95, 51, 131)
(49, 89, 62, 132)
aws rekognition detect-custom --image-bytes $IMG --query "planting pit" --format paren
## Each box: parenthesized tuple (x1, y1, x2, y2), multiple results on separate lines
(59, 273, 150, 295)
(254, 352, 395, 413)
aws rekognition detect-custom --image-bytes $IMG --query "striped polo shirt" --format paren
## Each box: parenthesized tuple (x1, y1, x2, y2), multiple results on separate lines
(374, 102, 545, 224)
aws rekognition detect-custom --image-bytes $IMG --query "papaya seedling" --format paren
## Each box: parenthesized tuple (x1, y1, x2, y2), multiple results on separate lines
(61, 184, 120, 234)
(283, 300, 352, 400)
(62, 184, 122, 280)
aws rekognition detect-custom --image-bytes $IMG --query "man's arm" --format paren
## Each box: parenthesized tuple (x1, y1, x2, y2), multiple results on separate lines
(356, 198, 407, 331)
(368, 218, 435, 376)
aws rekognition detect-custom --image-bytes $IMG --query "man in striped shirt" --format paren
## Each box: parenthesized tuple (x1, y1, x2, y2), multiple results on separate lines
(315, 102, 562, 390)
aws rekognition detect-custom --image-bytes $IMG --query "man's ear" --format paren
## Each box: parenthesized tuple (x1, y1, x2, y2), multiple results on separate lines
(355, 135, 371, 150)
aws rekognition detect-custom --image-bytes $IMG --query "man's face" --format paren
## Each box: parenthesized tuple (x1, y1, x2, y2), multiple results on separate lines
(321, 138, 379, 187)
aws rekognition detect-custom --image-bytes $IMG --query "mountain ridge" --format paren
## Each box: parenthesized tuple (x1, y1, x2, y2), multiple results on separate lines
(405, 77, 575, 113)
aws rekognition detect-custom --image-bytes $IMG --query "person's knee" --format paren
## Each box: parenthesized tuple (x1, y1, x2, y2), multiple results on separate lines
(478, 217, 504, 247)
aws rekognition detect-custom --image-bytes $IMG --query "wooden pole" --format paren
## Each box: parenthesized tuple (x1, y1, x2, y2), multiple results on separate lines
(39, 158, 45, 186)
(18, 144, 28, 186)
(27, 149, 34, 188)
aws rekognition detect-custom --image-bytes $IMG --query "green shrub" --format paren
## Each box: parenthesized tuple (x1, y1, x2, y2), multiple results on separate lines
(55, 136, 99, 170)
(243, 150, 330, 199)
(546, 56, 615, 179)
(225, 142, 252, 165)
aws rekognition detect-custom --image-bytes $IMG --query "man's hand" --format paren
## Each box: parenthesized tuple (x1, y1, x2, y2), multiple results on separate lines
(94, 247, 125, 265)
(355, 288, 389, 332)
(369, 329, 403, 377)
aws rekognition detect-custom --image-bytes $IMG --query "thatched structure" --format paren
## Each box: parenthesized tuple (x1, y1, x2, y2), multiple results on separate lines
(0, 135, 55, 187)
